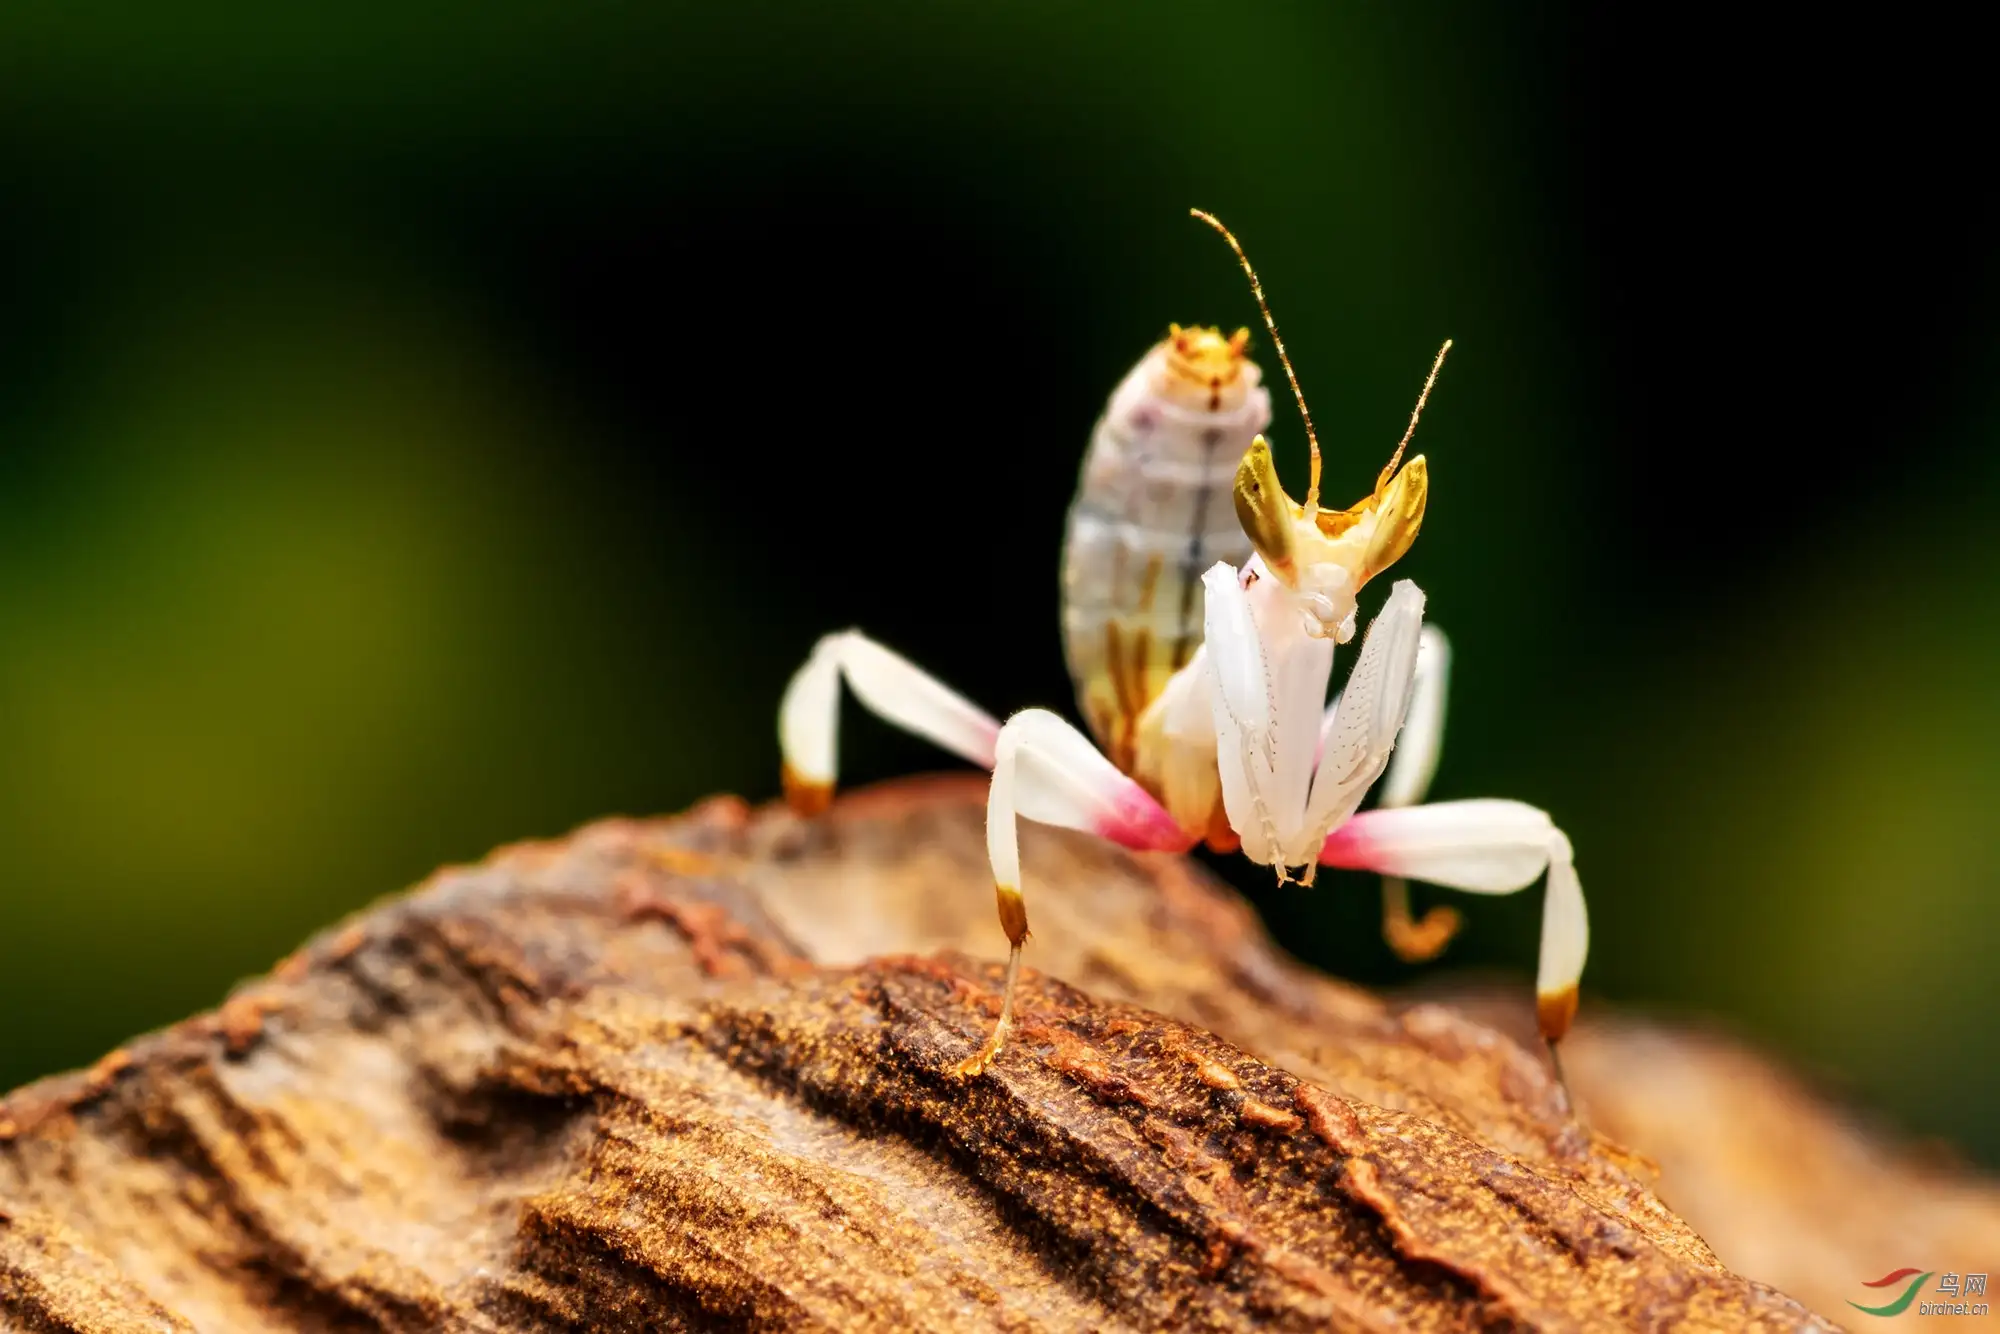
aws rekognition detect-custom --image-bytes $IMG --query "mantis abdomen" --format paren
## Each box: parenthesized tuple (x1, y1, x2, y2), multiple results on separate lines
(1059, 327, 1270, 772)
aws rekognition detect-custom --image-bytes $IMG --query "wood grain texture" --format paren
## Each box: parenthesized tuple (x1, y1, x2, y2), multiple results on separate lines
(2, 774, 1981, 1331)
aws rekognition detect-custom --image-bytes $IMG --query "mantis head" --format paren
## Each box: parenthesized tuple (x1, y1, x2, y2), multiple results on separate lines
(1186, 208, 1449, 643)
(1232, 436, 1428, 642)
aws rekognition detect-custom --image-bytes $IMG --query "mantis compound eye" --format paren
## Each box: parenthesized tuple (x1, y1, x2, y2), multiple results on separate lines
(1232, 435, 1300, 585)
(1359, 454, 1428, 587)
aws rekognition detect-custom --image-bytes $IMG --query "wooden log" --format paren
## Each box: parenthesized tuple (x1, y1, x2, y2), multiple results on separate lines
(1, 775, 1988, 1330)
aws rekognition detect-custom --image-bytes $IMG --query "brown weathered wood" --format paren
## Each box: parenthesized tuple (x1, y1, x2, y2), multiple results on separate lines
(0, 775, 1989, 1330)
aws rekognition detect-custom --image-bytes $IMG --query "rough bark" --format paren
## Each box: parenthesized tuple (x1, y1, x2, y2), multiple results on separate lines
(1, 776, 1992, 1330)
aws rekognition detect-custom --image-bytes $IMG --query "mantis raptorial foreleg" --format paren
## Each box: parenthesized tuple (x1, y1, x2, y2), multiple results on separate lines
(1198, 560, 1318, 871)
(1297, 581, 1427, 875)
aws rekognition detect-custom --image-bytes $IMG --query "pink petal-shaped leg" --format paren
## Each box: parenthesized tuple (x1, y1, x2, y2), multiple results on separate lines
(959, 708, 1190, 1077)
(1322, 799, 1588, 1040)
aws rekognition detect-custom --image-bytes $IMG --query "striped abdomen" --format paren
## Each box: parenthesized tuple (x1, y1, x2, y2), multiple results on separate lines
(1060, 326, 1270, 773)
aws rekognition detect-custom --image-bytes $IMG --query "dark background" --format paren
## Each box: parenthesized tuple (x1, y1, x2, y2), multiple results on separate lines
(3, 6, 1994, 1164)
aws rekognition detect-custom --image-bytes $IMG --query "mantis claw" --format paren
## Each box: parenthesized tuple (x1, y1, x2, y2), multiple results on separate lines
(951, 943, 1024, 1079)
(1381, 877, 1464, 963)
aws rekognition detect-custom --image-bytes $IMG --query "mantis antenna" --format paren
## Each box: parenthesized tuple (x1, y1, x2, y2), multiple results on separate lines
(1380, 338, 1453, 497)
(1190, 208, 1325, 520)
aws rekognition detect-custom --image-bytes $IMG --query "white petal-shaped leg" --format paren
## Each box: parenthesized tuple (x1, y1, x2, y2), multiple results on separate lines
(958, 708, 1189, 1078)
(1373, 625, 1461, 961)
(778, 630, 1002, 813)
(1320, 799, 1589, 1040)
(1293, 580, 1427, 868)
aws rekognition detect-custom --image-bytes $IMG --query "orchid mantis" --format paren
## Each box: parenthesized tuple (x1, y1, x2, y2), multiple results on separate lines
(779, 211, 1588, 1077)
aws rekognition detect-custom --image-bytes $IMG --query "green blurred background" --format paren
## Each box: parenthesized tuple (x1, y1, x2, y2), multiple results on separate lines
(2, 6, 1993, 1164)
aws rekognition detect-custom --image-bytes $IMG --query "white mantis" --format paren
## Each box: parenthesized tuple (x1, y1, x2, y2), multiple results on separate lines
(780, 210, 1587, 1078)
